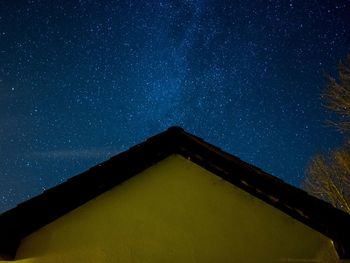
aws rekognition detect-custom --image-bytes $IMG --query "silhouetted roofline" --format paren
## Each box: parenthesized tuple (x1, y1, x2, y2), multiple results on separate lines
(0, 126, 349, 260)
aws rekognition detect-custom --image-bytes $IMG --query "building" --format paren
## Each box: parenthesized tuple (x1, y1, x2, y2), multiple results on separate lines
(0, 127, 349, 262)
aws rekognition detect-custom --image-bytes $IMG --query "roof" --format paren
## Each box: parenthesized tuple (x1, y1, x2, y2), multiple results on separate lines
(0, 126, 349, 260)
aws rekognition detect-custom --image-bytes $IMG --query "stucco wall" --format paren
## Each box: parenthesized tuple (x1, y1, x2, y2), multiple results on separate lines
(6, 155, 340, 262)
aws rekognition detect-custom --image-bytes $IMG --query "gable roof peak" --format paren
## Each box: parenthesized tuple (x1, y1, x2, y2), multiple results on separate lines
(0, 127, 349, 260)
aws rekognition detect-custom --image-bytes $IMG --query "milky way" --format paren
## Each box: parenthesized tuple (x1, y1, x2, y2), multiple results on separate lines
(0, 0, 349, 211)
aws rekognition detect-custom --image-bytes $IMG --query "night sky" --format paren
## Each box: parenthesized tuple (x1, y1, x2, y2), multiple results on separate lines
(1, 0, 350, 212)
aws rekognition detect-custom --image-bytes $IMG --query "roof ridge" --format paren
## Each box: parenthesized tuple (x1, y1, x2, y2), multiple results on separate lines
(0, 127, 349, 260)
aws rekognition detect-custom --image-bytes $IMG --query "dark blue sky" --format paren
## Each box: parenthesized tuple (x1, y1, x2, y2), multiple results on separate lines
(1, 0, 349, 212)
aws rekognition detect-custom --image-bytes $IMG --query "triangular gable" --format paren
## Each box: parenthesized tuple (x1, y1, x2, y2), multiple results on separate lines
(0, 127, 349, 260)
(14, 154, 338, 262)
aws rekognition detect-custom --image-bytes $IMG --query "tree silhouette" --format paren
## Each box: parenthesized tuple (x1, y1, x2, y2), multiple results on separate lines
(323, 54, 350, 132)
(304, 54, 350, 214)
(305, 148, 350, 213)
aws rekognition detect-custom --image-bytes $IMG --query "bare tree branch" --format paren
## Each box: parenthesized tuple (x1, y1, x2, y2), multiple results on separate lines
(323, 55, 350, 132)
(304, 54, 350, 214)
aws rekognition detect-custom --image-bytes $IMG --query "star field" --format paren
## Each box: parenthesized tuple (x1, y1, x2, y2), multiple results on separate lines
(0, 0, 350, 211)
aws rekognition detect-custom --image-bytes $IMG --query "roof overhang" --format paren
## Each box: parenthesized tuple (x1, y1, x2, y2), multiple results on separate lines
(0, 127, 349, 260)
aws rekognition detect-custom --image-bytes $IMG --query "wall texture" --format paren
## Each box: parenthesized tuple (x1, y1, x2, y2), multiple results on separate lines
(5, 155, 339, 262)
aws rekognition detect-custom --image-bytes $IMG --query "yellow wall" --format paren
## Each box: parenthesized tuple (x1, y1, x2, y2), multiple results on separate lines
(5, 155, 342, 262)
